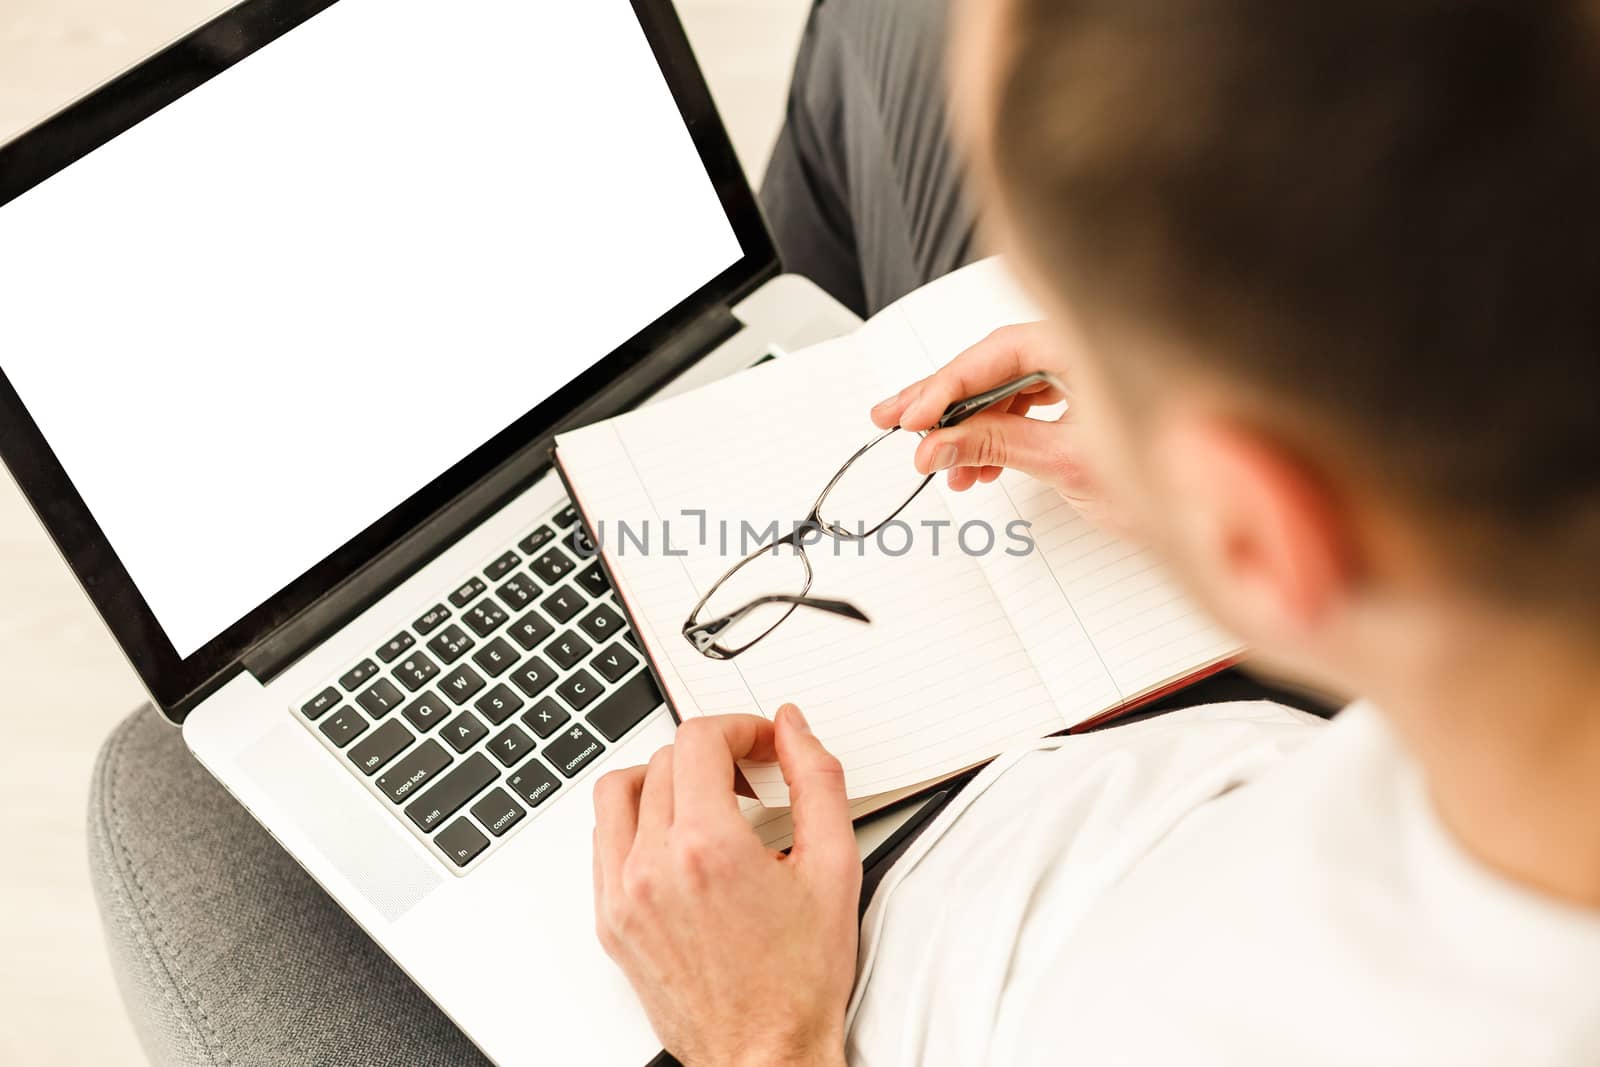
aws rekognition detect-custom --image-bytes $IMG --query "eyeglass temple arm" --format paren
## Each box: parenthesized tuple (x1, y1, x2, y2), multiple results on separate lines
(754, 594, 869, 622)
(935, 371, 1068, 429)
(684, 594, 870, 641)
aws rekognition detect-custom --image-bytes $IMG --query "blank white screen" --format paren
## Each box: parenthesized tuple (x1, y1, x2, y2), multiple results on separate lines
(0, 0, 742, 656)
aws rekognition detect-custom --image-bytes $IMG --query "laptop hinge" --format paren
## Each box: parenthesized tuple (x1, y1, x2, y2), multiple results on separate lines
(238, 300, 744, 689)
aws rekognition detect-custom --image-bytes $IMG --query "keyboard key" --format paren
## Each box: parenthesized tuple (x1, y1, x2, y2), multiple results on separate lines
(377, 738, 452, 803)
(484, 550, 521, 582)
(474, 683, 524, 725)
(521, 696, 571, 739)
(541, 586, 585, 624)
(591, 642, 639, 683)
(565, 525, 597, 559)
(301, 687, 340, 721)
(578, 602, 626, 643)
(553, 503, 580, 528)
(414, 603, 451, 635)
(530, 548, 576, 585)
(625, 630, 640, 650)
(375, 631, 415, 664)
(435, 817, 489, 868)
(393, 651, 441, 691)
(470, 787, 527, 836)
(543, 722, 605, 779)
(348, 719, 414, 776)
(402, 692, 452, 732)
(488, 724, 535, 767)
(586, 670, 663, 743)
(339, 659, 380, 691)
(448, 576, 487, 609)
(319, 707, 368, 748)
(356, 678, 405, 718)
(471, 636, 519, 678)
(510, 656, 559, 698)
(546, 630, 592, 671)
(406, 752, 497, 832)
(506, 757, 562, 809)
(442, 710, 489, 753)
(556, 669, 603, 712)
(439, 664, 487, 705)
(463, 599, 509, 639)
(496, 574, 539, 611)
(517, 524, 556, 556)
(575, 562, 611, 598)
(507, 610, 555, 651)
(426, 624, 475, 664)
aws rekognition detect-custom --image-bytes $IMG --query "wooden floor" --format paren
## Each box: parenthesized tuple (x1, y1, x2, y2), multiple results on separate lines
(0, 2, 808, 1062)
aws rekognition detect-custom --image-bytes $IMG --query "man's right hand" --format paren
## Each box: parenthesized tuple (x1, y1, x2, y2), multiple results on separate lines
(870, 321, 1117, 527)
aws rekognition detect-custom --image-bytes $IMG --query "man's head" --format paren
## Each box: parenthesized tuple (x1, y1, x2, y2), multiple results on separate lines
(949, 0, 1600, 698)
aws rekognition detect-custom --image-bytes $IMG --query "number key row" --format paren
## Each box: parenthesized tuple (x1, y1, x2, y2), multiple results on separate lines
(428, 623, 475, 663)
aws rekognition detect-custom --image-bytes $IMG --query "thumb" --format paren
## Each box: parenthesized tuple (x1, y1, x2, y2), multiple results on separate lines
(916, 411, 1070, 484)
(774, 704, 857, 871)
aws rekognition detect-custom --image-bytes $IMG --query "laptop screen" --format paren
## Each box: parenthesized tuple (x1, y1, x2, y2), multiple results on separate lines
(0, 0, 742, 658)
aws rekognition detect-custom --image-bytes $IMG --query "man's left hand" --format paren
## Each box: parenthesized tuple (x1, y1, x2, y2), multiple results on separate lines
(592, 704, 860, 1067)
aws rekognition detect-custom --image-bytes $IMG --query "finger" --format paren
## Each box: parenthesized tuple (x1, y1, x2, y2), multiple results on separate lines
(897, 322, 1051, 431)
(915, 410, 1070, 484)
(635, 744, 675, 844)
(870, 381, 927, 430)
(593, 764, 646, 891)
(774, 704, 856, 870)
(946, 466, 981, 492)
(977, 465, 1004, 484)
(872, 366, 1060, 433)
(672, 714, 779, 823)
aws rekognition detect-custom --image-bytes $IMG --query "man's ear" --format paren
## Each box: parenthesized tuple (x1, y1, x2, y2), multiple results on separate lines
(1156, 414, 1359, 638)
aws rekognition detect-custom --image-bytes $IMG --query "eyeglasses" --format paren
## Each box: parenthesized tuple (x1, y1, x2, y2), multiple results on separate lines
(682, 371, 1066, 660)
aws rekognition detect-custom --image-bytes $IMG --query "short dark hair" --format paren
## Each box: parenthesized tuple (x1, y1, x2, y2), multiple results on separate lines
(991, 0, 1600, 615)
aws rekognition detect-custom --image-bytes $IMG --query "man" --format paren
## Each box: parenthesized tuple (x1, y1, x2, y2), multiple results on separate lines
(589, 0, 1600, 1064)
(90, 0, 1600, 1064)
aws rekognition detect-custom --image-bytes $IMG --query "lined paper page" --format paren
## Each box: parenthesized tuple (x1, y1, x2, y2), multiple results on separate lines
(559, 332, 1063, 805)
(854, 267, 1122, 719)
(989, 478, 1240, 701)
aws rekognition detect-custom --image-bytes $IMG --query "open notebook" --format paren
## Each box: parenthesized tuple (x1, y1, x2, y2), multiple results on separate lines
(555, 258, 1241, 820)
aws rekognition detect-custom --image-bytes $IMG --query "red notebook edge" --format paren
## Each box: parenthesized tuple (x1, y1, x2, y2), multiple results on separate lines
(1065, 655, 1245, 734)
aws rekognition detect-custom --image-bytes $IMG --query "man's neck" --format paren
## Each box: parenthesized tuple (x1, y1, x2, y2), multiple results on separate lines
(1381, 619, 1600, 908)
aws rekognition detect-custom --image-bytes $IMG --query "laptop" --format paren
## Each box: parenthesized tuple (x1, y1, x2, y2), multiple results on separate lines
(0, 1, 880, 1062)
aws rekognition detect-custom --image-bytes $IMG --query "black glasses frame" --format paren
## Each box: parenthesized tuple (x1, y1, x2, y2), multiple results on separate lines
(682, 371, 1067, 660)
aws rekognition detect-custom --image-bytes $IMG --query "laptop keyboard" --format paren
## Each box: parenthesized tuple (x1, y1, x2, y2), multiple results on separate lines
(293, 500, 662, 873)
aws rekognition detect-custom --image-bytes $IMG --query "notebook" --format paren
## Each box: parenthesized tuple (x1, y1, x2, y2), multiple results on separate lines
(555, 258, 1242, 815)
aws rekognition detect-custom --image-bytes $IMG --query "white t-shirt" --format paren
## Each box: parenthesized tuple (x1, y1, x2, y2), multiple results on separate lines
(845, 701, 1600, 1065)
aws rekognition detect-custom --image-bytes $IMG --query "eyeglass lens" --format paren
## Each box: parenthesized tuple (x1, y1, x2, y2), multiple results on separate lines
(814, 428, 933, 538)
(696, 541, 812, 653)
